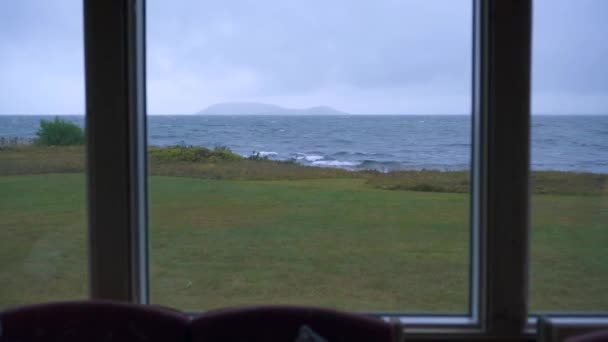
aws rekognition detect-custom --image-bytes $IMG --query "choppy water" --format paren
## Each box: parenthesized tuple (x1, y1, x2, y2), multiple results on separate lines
(1, 115, 606, 173)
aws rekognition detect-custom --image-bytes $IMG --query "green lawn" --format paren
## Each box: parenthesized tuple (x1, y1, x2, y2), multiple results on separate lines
(1, 172, 607, 312)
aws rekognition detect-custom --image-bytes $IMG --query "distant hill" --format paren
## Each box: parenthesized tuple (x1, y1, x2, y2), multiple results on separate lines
(196, 102, 347, 115)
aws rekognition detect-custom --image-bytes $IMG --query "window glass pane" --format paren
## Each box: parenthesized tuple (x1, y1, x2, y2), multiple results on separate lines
(148, 0, 472, 312)
(0, 2, 86, 307)
(530, 0, 608, 311)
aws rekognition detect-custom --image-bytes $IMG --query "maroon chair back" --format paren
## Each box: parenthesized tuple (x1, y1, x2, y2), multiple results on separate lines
(0, 300, 190, 342)
(190, 305, 399, 342)
(565, 329, 608, 342)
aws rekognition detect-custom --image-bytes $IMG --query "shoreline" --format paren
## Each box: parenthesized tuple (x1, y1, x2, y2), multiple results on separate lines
(0, 145, 606, 196)
(2, 114, 607, 173)
(1, 142, 606, 175)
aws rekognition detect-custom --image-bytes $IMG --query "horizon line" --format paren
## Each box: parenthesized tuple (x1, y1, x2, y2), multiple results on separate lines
(1, 113, 608, 116)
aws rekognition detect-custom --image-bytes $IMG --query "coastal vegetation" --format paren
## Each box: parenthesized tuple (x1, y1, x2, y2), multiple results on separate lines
(1, 145, 605, 196)
(0, 144, 606, 311)
(34, 117, 84, 146)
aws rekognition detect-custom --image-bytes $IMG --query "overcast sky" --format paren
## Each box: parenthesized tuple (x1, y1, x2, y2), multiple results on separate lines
(0, 0, 606, 115)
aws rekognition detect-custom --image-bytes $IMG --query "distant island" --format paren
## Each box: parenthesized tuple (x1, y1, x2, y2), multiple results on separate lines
(196, 102, 348, 115)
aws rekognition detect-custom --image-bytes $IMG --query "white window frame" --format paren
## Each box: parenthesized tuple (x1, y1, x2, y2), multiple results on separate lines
(83, 0, 608, 340)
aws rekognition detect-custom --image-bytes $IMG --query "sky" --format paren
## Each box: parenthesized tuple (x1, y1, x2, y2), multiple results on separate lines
(0, 0, 606, 115)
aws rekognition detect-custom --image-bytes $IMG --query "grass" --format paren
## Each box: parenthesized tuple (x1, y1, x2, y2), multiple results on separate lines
(0, 146, 606, 312)
(1, 145, 606, 195)
(150, 177, 470, 311)
(0, 145, 84, 175)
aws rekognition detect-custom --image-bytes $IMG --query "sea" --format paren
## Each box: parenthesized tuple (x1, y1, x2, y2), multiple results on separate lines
(1, 115, 606, 173)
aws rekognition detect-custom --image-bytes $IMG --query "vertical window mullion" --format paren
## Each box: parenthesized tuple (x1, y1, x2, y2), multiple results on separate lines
(475, 0, 532, 336)
(470, 0, 486, 328)
(128, 0, 149, 305)
(84, 0, 148, 303)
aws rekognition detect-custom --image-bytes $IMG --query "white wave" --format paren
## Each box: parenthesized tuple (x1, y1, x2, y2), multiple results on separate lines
(312, 160, 360, 167)
(258, 151, 278, 157)
(304, 154, 324, 162)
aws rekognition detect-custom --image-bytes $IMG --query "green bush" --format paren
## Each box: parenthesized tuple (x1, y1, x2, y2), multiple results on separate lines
(34, 117, 84, 146)
(149, 145, 244, 163)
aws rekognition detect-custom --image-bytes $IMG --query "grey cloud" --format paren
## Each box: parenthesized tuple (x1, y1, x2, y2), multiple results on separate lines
(532, 0, 608, 95)
(0, 1, 84, 114)
(0, 0, 606, 114)
(148, 0, 471, 96)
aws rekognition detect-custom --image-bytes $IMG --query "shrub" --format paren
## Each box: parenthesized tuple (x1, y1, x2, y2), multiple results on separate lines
(149, 145, 243, 163)
(34, 117, 84, 146)
(213, 145, 231, 153)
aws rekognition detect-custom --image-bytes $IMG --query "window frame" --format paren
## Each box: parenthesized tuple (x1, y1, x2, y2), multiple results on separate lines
(84, 0, 148, 303)
(82, 0, 608, 339)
